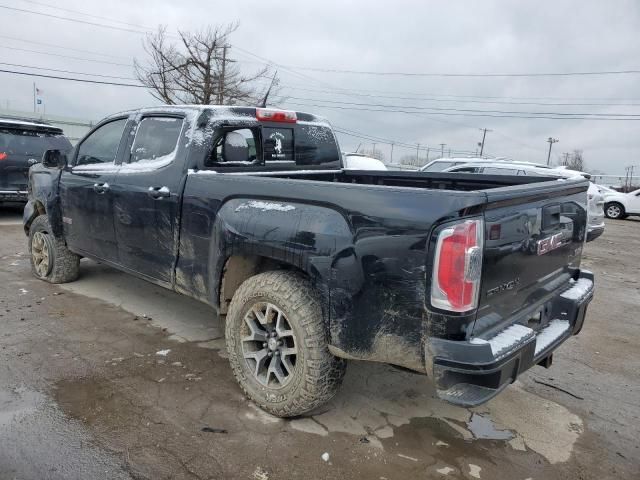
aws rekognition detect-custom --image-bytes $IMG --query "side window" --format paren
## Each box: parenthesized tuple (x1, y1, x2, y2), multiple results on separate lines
(76, 118, 127, 166)
(483, 167, 519, 175)
(452, 167, 479, 173)
(130, 116, 184, 163)
(209, 128, 259, 166)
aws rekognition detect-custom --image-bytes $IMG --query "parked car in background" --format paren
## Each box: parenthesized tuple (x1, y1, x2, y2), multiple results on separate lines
(602, 188, 640, 219)
(342, 152, 387, 170)
(419, 157, 484, 172)
(0, 118, 72, 204)
(444, 162, 606, 241)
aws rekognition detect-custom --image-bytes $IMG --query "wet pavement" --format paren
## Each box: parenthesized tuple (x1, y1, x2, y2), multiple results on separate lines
(1, 214, 639, 479)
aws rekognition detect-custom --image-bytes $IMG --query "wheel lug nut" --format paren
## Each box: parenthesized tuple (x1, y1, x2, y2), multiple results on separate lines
(277, 340, 283, 346)
(262, 342, 267, 348)
(268, 352, 273, 357)
(275, 351, 280, 356)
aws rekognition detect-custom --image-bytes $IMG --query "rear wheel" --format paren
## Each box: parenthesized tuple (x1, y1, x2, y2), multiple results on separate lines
(605, 202, 625, 219)
(225, 271, 346, 417)
(28, 215, 80, 283)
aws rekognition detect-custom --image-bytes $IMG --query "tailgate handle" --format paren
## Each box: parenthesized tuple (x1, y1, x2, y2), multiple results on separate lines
(542, 204, 561, 229)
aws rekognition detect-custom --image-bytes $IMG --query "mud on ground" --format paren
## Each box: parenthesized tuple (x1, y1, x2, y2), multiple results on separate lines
(1, 210, 638, 479)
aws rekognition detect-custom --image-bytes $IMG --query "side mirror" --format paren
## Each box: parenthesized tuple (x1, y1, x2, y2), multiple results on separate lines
(42, 149, 67, 169)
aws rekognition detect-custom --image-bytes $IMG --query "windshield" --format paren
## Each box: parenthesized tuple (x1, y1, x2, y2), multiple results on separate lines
(422, 161, 460, 172)
(0, 129, 72, 157)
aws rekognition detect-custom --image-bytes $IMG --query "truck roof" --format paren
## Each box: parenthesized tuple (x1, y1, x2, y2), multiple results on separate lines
(103, 105, 331, 127)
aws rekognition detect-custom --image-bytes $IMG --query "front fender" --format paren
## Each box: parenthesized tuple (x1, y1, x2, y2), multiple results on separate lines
(23, 164, 63, 237)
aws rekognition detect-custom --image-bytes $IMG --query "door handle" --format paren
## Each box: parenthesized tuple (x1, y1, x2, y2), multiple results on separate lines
(93, 182, 110, 194)
(148, 186, 170, 199)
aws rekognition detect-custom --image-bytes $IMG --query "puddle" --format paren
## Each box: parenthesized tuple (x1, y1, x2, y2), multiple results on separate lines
(467, 413, 514, 440)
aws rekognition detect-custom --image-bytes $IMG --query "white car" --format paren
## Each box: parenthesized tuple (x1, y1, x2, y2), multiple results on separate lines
(443, 162, 605, 241)
(602, 188, 640, 220)
(342, 153, 388, 171)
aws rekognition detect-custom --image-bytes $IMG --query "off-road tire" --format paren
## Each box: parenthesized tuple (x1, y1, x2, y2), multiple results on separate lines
(28, 215, 80, 283)
(225, 270, 346, 417)
(604, 202, 626, 219)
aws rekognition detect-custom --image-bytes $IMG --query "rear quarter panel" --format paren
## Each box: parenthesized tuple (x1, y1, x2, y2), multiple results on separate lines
(177, 172, 488, 371)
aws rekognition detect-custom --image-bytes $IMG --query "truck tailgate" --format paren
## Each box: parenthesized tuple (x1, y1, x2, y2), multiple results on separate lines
(473, 178, 589, 337)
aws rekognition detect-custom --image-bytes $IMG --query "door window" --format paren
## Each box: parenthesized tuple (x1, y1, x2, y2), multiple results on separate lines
(76, 118, 127, 166)
(130, 116, 184, 164)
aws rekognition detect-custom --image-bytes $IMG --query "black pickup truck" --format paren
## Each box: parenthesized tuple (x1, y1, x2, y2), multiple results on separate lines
(24, 106, 594, 416)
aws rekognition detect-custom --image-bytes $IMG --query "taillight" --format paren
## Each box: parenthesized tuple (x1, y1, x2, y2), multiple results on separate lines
(431, 218, 484, 312)
(0, 152, 7, 161)
(256, 108, 297, 123)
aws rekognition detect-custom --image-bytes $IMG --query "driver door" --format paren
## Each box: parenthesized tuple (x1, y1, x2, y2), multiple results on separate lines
(59, 117, 130, 261)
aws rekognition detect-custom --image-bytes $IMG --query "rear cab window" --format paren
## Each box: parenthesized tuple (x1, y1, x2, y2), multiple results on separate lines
(205, 112, 341, 171)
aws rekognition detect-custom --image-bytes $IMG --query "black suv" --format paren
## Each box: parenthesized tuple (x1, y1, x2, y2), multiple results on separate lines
(0, 118, 72, 203)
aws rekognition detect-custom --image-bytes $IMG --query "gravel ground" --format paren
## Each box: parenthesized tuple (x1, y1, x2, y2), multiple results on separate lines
(1, 206, 638, 480)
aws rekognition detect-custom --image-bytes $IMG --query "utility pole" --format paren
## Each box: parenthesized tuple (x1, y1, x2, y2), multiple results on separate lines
(372, 143, 376, 158)
(416, 143, 420, 165)
(561, 152, 569, 166)
(479, 128, 492, 156)
(546, 137, 559, 165)
(440, 143, 446, 158)
(32, 82, 36, 113)
(426, 147, 430, 162)
(390, 143, 394, 163)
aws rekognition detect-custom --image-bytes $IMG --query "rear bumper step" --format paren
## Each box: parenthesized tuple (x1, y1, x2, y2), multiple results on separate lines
(430, 270, 594, 407)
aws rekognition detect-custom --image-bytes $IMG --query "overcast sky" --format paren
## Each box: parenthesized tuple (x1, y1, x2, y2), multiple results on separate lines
(1, 0, 639, 173)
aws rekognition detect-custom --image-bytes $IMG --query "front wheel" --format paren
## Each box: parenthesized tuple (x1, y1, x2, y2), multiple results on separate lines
(225, 271, 346, 417)
(605, 202, 626, 219)
(28, 215, 80, 283)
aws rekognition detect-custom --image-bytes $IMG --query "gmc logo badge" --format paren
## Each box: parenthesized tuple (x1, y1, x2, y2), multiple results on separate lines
(537, 232, 566, 256)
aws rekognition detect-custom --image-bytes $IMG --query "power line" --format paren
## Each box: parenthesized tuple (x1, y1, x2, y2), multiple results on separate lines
(18, 0, 156, 30)
(0, 45, 132, 67)
(266, 64, 640, 78)
(0, 34, 132, 60)
(0, 62, 139, 81)
(283, 95, 640, 118)
(0, 5, 149, 34)
(282, 99, 640, 121)
(0, 68, 148, 88)
(263, 82, 640, 107)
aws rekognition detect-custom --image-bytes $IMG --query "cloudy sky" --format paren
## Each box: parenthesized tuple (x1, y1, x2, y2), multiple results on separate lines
(1, 0, 639, 174)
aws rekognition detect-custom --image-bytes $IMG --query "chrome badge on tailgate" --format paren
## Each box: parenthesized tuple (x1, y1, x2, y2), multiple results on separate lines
(536, 232, 566, 256)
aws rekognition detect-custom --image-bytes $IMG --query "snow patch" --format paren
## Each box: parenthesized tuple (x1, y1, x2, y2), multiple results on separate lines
(321, 452, 330, 462)
(155, 349, 171, 356)
(469, 464, 482, 479)
(534, 319, 570, 355)
(560, 278, 593, 301)
(471, 324, 534, 357)
(235, 200, 295, 212)
(119, 150, 177, 173)
(436, 466, 455, 475)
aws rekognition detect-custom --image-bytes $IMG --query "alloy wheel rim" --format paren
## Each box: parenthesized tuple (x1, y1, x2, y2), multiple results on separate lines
(31, 231, 51, 277)
(607, 205, 620, 217)
(241, 302, 298, 388)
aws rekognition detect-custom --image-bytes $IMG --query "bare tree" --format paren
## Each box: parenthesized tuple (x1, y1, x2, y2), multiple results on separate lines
(558, 149, 586, 171)
(360, 148, 385, 161)
(135, 24, 281, 106)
